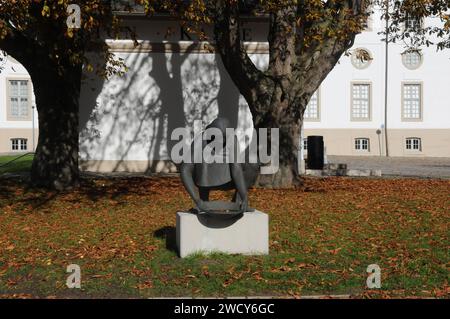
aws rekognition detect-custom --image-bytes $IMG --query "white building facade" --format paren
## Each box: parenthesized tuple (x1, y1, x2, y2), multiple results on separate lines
(0, 53, 38, 155)
(302, 10, 450, 158)
(1, 8, 449, 171)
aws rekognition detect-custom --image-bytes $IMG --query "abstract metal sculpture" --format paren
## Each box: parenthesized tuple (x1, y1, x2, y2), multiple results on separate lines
(180, 118, 259, 217)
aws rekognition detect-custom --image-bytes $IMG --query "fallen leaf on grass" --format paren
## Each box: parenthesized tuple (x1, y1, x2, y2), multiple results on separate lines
(202, 266, 209, 278)
(327, 247, 342, 255)
(136, 280, 153, 290)
(284, 257, 296, 264)
(6, 279, 17, 286)
(271, 265, 292, 273)
(222, 279, 233, 288)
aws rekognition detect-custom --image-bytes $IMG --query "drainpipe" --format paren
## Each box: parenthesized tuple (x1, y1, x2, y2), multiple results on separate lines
(384, 0, 390, 157)
(32, 105, 35, 151)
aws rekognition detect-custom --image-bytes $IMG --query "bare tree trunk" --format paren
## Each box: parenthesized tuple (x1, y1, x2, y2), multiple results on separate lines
(254, 103, 303, 188)
(30, 63, 82, 190)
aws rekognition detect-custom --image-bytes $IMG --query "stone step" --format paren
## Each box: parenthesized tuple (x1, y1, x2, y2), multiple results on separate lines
(305, 168, 382, 177)
(324, 163, 348, 170)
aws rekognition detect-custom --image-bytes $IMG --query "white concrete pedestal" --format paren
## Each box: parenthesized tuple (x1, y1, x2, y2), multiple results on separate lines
(176, 211, 269, 258)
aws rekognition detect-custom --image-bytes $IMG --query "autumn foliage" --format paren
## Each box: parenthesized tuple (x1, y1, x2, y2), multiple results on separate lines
(0, 176, 448, 298)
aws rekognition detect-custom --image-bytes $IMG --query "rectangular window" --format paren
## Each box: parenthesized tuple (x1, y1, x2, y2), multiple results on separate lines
(11, 139, 19, 151)
(402, 83, 422, 120)
(351, 83, 371, 120)
(406, 137, 421, 151)
(20, 139, 27, 150)
(9, 80, 29, 119)
(11, 138, 27, 151)
(355, 138, 370, 151)
(405, 15, 422, 31)
(304, 90, 319, 120)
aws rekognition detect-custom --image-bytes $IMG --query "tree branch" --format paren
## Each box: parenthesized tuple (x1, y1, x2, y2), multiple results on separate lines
(267, 4, 297, 78)
(213, 0, 265, 111)
(0, 20, 33, 70)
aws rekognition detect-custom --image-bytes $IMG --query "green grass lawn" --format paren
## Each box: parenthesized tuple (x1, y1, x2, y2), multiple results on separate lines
(0, 176, 448, 298)
(0, 154, 34, 175)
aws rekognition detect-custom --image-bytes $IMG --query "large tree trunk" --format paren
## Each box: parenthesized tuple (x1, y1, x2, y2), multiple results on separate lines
(0, 34, 82, 190)
(252, 88, 306, 188)
(30, 64, 82, 190)
(254, 112, 303, 188)
(213, 1, 364, 188)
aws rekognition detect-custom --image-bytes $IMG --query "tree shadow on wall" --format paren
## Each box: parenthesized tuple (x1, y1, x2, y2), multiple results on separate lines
(79, 43, 241, 174)
(146, 43, 195, 173)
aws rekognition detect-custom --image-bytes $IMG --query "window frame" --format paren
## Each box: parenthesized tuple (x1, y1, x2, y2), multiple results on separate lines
(11, 138, 28, 152)
(304, 88, 321, 122)
(6, 77, 32, 121)
(404, 15, 423, 32)
(401, 82, 423, 122)
(354, 137, 370, 152)
(405, 137, 422, 152)
(350, 81, 372, 122)
(401, 50, 423, 70)
(302, 138, 308, 151)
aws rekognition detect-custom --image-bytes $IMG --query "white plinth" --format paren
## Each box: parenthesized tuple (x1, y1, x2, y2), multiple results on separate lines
(176, 211, 269, 258)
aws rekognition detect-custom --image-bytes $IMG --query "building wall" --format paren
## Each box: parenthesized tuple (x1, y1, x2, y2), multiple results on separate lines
(305, 129, 450, 157)
(78, 20, 269, 171)
(304, 12, 450, 158)
(79, 12, 449, 173)
(1, 9, 448, 169)
(79, 48, 261, 171)
(0, 128, 39, 154)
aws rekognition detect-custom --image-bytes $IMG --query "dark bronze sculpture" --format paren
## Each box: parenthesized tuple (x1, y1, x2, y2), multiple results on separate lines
(180, 118, 259, 217)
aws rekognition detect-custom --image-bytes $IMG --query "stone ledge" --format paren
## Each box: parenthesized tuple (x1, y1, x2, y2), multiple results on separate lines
(305, 168, 382, 177)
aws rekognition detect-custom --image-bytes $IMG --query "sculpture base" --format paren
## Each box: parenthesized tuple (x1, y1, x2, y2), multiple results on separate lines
(176, 210, 269, 258)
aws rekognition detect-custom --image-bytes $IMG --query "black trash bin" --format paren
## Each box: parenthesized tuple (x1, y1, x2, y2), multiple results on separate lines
(307, 135, 324, 169)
